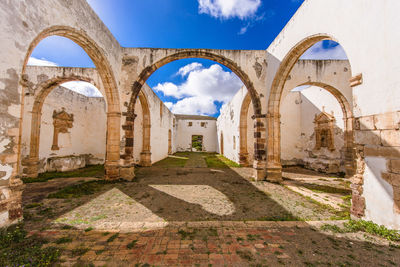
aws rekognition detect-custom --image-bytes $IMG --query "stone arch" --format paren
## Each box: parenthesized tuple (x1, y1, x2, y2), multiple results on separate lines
(138, 91, 151, 166)
(266, 34, 354, 181)
(24, 77, 104, 177)
(129, 51, 261, 113)
(19, 26, 121, 179)
(124, 51, 266, 179)
(239, 93, 252, 166)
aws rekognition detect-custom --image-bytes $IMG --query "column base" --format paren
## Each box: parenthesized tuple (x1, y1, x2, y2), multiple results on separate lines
(119, 165, 135, 181)
(266, 167, 283, 183)
(140, 151, 152, 167)
(104, 161, 120, 180)
(0, 178, 25, 227)
(253, 160, 267, 181)
(253, 168, 267, 181)
(22, 158, 39, 178)
(238, 153, 250, 167)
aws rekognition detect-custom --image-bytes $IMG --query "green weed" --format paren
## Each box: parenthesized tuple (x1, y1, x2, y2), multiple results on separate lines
(22, 165, 104, 183)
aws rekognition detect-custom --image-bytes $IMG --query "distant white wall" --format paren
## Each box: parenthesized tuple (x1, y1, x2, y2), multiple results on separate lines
(217, 86, 246, 162)
(175, 117, 218, 152)
(21, 86, 106, 173)
(142, 84, 175, 163)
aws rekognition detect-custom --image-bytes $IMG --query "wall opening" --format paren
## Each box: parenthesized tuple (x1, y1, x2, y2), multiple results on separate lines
(192, 135, 203, 152)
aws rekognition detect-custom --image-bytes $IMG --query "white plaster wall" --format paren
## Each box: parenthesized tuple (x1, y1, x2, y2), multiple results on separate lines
(217, 86, 246, 162)
(363, 157, 400, 229)
(20, 86, 106, 172)
(141, 84, 175, 163)
(280, 91, 304, 163)
(175, 118, 218, 152)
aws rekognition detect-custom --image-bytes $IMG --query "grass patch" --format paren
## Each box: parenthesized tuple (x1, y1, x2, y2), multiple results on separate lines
(204, 153, 240, 168)
(95, 249, 105, 255)
(47, 180, 115, 199)
(285, 185, 350, 220)
(22, 164, 104, 183)
(257, 214, 300, 221)
(26, 202, 42, 209)
(177, 228, 217, 241)
(84, 227, 94, 232)
(107, 233, 119, 243)
(153, 155, 188, 167)
(247, 234, 261, 241)
(71, 247, 89, 257)
(178, 229, 197, 240)
(0, 224, 61, 266)
(55, 236, 72, 244)
(321, 220, 400, 242)
(127, 240, 138, 249)
(301, 183, 351, 195)
(236, 249, 254, 261)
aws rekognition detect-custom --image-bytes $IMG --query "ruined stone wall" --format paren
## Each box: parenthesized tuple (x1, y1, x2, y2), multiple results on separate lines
(0, 0, 122, 227)
(23, 86, 106, 173)
(176, 117, 218, 152)
(355, 112, 400, 228)
(281, 86, 345, 173)
(266, 0, 400, 228)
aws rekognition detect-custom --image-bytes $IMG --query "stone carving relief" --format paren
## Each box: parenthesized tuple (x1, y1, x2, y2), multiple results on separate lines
(314, 108, 335, 151)
(51, 108, 74, 150)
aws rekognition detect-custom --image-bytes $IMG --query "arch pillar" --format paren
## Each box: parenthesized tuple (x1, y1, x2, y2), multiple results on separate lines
(253, 115, 268, 181)
(105, 111, 123, 180)
(140, 151, 152, 167)
(24, 107, 41, 178)
(266, 112, 283, 182)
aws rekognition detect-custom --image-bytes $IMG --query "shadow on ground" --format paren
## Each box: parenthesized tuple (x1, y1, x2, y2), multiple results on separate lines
(11, 153, 400, 265)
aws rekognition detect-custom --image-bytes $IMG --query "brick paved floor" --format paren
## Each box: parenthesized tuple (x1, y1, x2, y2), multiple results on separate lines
(32, 221, 400, 266)
(20, 154, 400, 266)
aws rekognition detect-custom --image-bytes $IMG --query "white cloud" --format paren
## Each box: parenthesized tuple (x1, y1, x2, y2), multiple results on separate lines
(170, 96, 217, 115)
(62, 81, 103, 97)
(177, 62, 203, 77)
(154, 82, 182, 99)
(198, 0, 261, 20)
(155, 62, 243, 115)
(27, 57, 58, 67)
(301, 42, 348, 60)
(164, 102, 174, 110)
(238, 23, 250, 35)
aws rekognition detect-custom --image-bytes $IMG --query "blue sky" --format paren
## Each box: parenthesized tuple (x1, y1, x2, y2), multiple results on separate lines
(29, 0, 347, 117)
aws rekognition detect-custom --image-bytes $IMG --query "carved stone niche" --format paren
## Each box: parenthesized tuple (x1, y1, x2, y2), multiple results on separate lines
(51, 108, 74, 150)
(314, 109, 336, 151)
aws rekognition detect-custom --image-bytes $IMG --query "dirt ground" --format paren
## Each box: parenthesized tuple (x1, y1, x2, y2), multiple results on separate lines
(17, 153, 400, 266)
